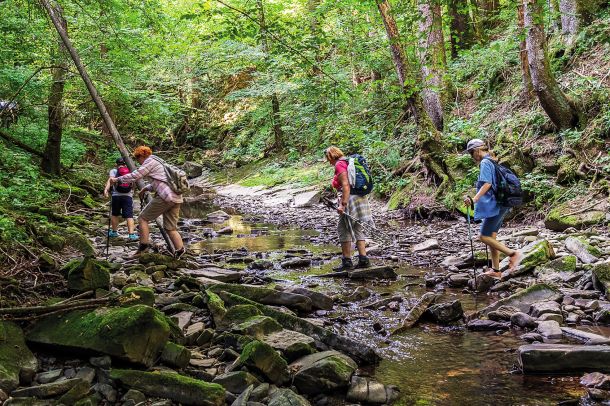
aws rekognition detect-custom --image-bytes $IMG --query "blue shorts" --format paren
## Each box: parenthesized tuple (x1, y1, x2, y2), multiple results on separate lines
(480, 206, 510, 237)
(111, 195, 134, 219)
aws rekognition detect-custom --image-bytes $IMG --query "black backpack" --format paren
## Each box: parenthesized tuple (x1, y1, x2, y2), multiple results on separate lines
(483, 157, 523, 207)
(348, 154, 374, 196)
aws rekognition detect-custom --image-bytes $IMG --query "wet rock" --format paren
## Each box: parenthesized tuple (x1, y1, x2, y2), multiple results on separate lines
(536, 320, 563, 339)
(281, 287, 334, 310)
(11, 378, 86, 398)
(160, 342, 191, 368)
(172, 311, 194, 330)
(61, 257, 111, 292)
(440, 256, 463, 268)
(581, 372, 610, 389)
(212, 371, 260, 394)
(262, 329, 316, 362)
(519, 344, 610, 373)
(27, 305, 171, 367)
(347, 375, 400, 405)
(467, 319, 510, 331)
(425, 300, 464, 324)
(488, 305, 520, 322)
(75, 367, 96, 383)
(448, 273, 470, 288)
(587, 387, 610, 401)
(592, 262, 610, 300)
(57, 378, 92, 404)
(184, 267, 243, 283)
(343, 286, 371, 302)
(250, 259, 273, 270)
(391, 292, 437, 334)
(363, 296, 403, 310)
(268, 388, 311, 406)
(230, 340, 289, 385)
(468, 273, 496, 292)
(208, 284, 313, 312)
(197, 329, 215, 346)
(232, 316, 283, 339)
(290, 351, 357, 395)
(530, 301, 562, 318)
(565, 237, 600, 264)
(348, 266, 398, 280)
(110, 369, 225, 406)
(561, 327, 610, 345)
(412, 239, 439, 252)
(538, 313, 564, 323)
(479, 283, 562, 317)
(90, 355, 111, 369)
(292, 190, 321, 208)
(0, 322, 38, 393)
(280, 258, 312, 268)
(249, 382, 269, 402)
(499, 240, 555, 276)
(231, 384, 253, 406)
(35, 369, 62, 384)
(207, 210, 231, 222)
(520, 332, 543, 342)
(122, 389, 147, 404)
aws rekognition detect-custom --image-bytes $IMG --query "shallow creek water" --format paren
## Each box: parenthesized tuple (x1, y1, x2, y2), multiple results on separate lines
(183, 213, 586, 405)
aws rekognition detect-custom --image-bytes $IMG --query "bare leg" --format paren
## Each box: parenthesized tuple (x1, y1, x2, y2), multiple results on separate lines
(489, 232, 500, 270)
(341, 241, 351, 258)
(139, 219, 150, 244)
(356, 240, 366, 256)
(126, 218, 135, 234)
(167, 230, 184, 251)
(111, 216, 119, 231)
(480, 235, 522, 272)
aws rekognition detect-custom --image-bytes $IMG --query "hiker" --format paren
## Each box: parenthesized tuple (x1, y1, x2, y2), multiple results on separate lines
(110, 145, 185, 258)
(103, 157, 138, 240)
(463, 139, 522, 277)
(325, 146, 372, 271)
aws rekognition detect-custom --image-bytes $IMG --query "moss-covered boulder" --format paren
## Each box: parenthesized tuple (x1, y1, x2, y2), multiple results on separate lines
(205, 290, 227, 326)
(138, 253, 186, 270)
(233, 316, 282, 339)
(232, 340, 289, 385)
(478, 283, 562, 317)
(61, 257, 111, 292)
(290, 351, 358, 395)
(565, 236, 601, 264)
(545, 197, 608, 231)
(212, 371, 260, 394)
(593, 263, 610, 300)
(160, 342, 190, 368)
(534, 255, 578, 285)
(26, 305, 170, 367)
(208, 283, 312, 312)
(221, 304, 263, 328)
(268, 388, 311, 406)
(0, 322, 38, 393)
(500, 239, 555, 276)
(262, 329, 316, 362)
(110, 369, 225, 406)
(120, 287, 155, 307)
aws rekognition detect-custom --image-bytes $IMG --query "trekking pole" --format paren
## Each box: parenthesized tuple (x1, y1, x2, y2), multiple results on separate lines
(466, 196, 477, 290)
(105, 199, 112, 258)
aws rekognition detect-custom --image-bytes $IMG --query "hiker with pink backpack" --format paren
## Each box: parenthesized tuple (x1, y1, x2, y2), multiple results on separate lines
(104, 157, 138, 241)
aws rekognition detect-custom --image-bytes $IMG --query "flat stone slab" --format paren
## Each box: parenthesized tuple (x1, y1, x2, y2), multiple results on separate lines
(537, 320, 563, 339)
(183, 268, 243, 283)
(478, 284, 562, 317)
(519, 344, 610, 373)
(561, 327, 610, 345)
(348, 266, 397, 280)
(412, 239, 439, 252)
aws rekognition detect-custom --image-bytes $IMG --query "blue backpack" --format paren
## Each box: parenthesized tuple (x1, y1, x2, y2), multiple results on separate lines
(348, 154, 373, 196)
(483, 157, 523, 207)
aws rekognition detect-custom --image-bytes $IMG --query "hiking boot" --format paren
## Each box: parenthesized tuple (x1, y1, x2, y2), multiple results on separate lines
(174, 247, 186, 259)
(355, 255, 371, 268)
(333, 257, 354, 272)
(132, 243, 151, 258)
(108, 230, 119, 238)
(127, 233, 139, 241)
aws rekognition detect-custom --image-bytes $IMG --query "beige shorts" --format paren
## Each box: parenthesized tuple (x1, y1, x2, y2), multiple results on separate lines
(338, 215, 366, 243)
(140, 197, 181, 231)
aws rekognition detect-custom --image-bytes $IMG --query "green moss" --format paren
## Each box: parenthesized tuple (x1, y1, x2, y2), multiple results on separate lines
(205, 290, 227, 325)
(236, 340, 289, 384)
(121, 287, 155, 307)
(223, 304, 263, 325)
(387, 187, 411, 211)
(139, 253, 186, 270)
(518, 240, 555, 272)
(64, 257, 111, 292)
(235, 316, 282, 338)
(110, 369, 225, 406)
(0, 321, 38, 393)
(575, 236, 603, 257)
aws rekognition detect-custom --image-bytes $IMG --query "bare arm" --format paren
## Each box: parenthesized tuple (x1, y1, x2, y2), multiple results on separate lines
(338, 171, 350, 214)
(104, 178, 111, 198)
(473, 183, 492, 203)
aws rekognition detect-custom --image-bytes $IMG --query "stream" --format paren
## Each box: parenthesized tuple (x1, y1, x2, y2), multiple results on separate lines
(180, 207, 587, 406)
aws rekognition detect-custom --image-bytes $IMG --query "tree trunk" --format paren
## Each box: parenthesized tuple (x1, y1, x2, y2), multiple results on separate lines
(39, 0, 175, 251)
(559, 0, 579, 44)
(41, 2, 68, 176)
(256, 0, 283, 151)
(523, 0, 581, 129)
(477, 0, 498, 30)
(548, 0, 561, 32)
(448, 0, 475, 57)
(417, 0, 446, 131)
(517, 2, 534, 101)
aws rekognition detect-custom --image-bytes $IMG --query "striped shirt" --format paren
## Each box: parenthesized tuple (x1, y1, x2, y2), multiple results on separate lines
(116, 155, 183, 204)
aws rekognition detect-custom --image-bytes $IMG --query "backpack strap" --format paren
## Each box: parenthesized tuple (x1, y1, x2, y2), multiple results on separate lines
(481, 157, 501, 194)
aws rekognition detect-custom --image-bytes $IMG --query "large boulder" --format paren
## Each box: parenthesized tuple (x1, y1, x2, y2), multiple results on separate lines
(347, 376, 400, 405)
(519, 344, 610, 373)
(268, 388, 311, 406)
(232, 340, 289, 385)
(534, 255, 578, 285)
(212, 371, 260, 394)
(181, 161, 204, 179)
(544, 197, 608, 231)
(232, 316, 283, 339)
(500, 240, 555, 276)
(262, 329, 316, 362)
(478, 284, 562, 317)
(26, 305, 171, 367)
(209, 284, 312, 312)
(425, 300, 464, 324)
(565, 237, 601, 264)
(61, 257, 110, 292)
(110, 369, 225, 406)
(290, 351, 358, 395)
(0, 322, 37, 393)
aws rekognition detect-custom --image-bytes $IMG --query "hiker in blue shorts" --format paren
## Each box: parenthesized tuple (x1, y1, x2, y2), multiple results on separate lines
(104, 157, 138, 241)
(463, 139, 523, 277)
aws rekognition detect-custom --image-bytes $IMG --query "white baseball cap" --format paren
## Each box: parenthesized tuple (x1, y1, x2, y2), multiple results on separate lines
(464, 138, 485, 154)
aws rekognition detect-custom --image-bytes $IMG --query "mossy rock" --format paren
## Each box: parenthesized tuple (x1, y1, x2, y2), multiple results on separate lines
(26, 305, 171, 367)
(479, 283, 562, 316)
(160, 341, 191, 369)
(208, 283, 312, 312)
(51, 182, 97, 209)
(540, 255, 577, 273)
(121, 286, 155, 307)
(138, 253, 186, 270)
(234, 340, 289, 385)
(40, 232, 66, 252)
(233, 316, 282, 339)
(545, 197, 608, 231)
(290, 350, 357, 395)
(500, 239, 555, 276)
(0, 321, 38, 393)
(110, 369, 225, 406)
(222, 304, 263, 328)
(556, 156, 579, 184)
(593, 263, 610, 300)
(205, 290, 227, 326)
(64, 227, 96, 257)
(61, 257, 111, 292)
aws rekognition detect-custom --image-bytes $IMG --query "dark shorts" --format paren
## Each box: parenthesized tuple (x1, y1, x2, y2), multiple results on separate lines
(480, 206, 510, 237)
(111, 195, 134, 218)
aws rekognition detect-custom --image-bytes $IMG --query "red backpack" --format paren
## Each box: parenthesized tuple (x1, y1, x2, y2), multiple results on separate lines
(115, 165, 132, 193)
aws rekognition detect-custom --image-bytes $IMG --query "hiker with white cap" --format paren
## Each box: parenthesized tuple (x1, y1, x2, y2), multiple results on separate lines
(463, 139, 523, 277)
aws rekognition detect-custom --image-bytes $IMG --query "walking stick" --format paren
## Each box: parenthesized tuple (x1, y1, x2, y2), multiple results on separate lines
(466, 197, 477, 290)
(106, 199, 112, 258)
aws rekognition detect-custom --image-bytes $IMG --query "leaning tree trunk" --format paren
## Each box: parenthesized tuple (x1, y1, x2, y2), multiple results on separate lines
(417, 0, 446, 131)
(256, 0, 284, 152)
(523, 0, 581, 129)
(375, 0, 451, 189)
(517, 2, 534, 101)
(41, 2, 68, 176)
(39, 0, 175, 251)
(448, 0, 475, 57)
